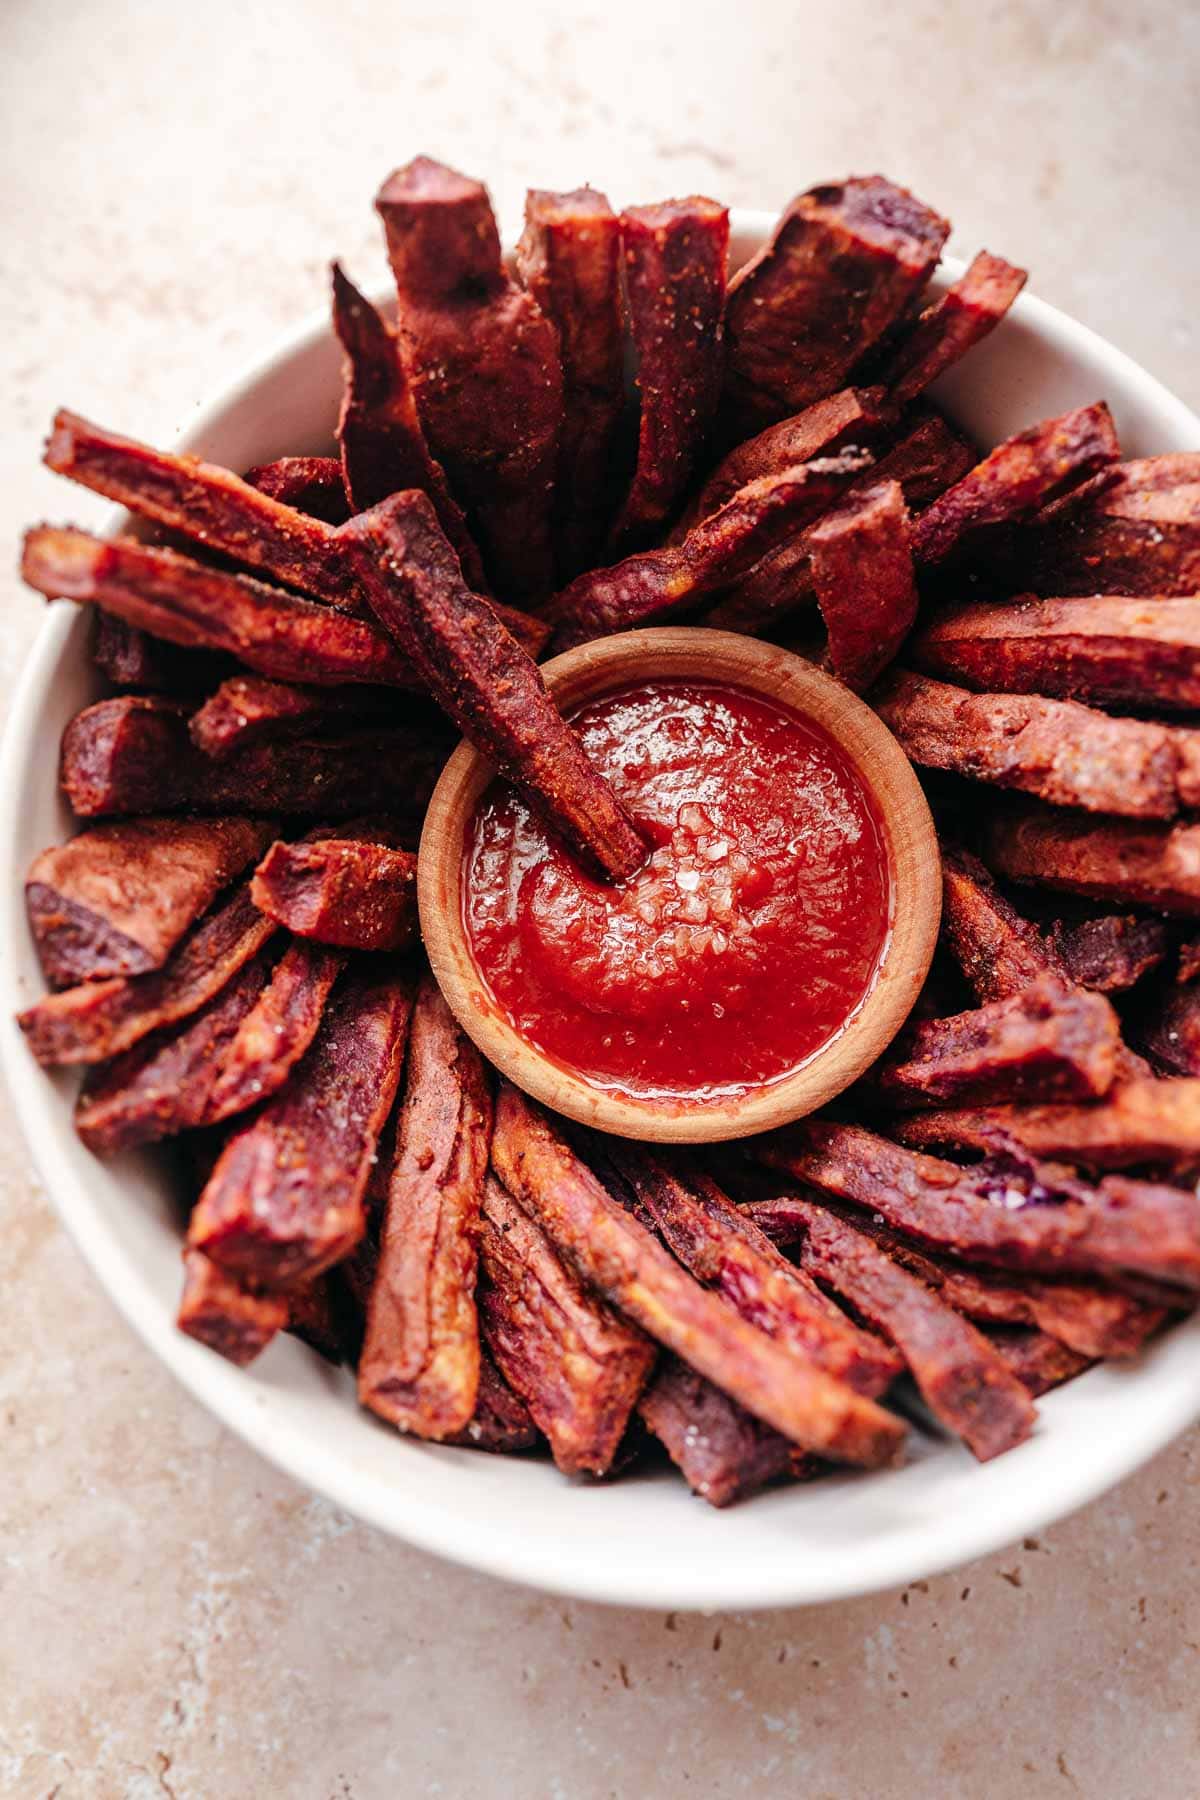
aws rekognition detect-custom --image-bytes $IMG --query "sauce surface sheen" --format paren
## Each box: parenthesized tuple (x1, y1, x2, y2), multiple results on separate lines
(463, 678, 892, 1101)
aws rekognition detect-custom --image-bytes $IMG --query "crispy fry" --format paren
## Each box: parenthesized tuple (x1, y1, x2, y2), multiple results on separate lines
(1015, 453, 1200, 596)
(985, 803, 1200, 915)
(806, 481, 917, 690)
(878, 974, 1120, 1107)
(19, 881, 275, 1066)
(478, 1174, 655, 1475)
(894, 1080, 1200, 1172)
(606, 1147, 902, 1393)
(876, 671, 1190, 818)
(686, 386, 895, 529)
(722, 176, 948, 432)
(284, 1278, 344, 1363)
(202, 940, 345, 1124)
(60, 696, 446, 823)
(941, 846, 1066, 1002)
(189, 677, 402, 759)
(331, 262, 487, 591)
(242, 455, 349, 524)
(516, 187, 625, 575)
(767, 1195, 1036, 1461)
(759, 1120, 1200, 1287)
(491, 1085, 905, 1466)
(549, 453, 871, 652)
(177, 1249, 288, 1366)
(358, 979, 494, 1440)
(25, 815, 272, 988)
(746, 1199, 1165, 1359)
(983, 1327, 1093, 1396)
(74, 953, 272, 1153)
(702, 411, 974, 636)
(342, 491, 647, 882)
(606, 197, 728, 553)
(189, 964, 413, 1287)
(637, 1357, 796, 1506)
(914, 593, 1200, 712)
(251, 837, 417, 952)
(23, 526, 421, 689)
(1048, 914, 1168, 993)
(912, 403, 1120, 568)
(376, 156, 563, 600)
(877, 251, 1027, 406)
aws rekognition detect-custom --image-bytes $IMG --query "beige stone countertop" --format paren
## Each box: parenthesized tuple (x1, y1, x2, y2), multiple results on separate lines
(3, 1, 1200, 1793)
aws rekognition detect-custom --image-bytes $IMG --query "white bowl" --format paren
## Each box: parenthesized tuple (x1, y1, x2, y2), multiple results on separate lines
(4, 211, 1200, 1612)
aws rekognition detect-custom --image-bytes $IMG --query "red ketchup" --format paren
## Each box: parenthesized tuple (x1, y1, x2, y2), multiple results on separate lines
(463, 679, 892, 1103)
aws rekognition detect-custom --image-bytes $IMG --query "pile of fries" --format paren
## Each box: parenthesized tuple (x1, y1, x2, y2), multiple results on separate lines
(15, 159, 1200, 1505)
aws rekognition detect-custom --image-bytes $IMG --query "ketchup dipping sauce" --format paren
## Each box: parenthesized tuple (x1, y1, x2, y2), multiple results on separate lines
(463, 679, 893, 1105)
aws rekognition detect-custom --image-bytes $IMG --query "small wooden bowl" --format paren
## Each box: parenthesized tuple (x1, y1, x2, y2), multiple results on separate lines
(418, 628, 941, 1144)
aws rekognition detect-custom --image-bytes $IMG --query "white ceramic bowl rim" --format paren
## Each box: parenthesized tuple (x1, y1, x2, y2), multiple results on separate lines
(4, 211, 1200, 1611)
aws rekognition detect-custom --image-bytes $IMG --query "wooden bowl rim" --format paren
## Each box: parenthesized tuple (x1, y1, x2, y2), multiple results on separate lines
(418, 627, 941, 1143)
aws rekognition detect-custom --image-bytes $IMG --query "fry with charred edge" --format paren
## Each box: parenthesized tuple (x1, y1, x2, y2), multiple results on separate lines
(638, 1357, 796, 1507)
(189, 677, 402, 759)
(1137, 980, 1200, 1077)
(606, 197, 729, 554)
(242, 456, 349, 524)
(912, 403, 1121, 568)
(331, 262, 488, 592)
(60, 696, 446, 822)
(722, 175, 949, 433)
(607, 1147, 902, 1394)
(491, 1084, 905, 1465)
(177, 1249, 288, 1367)
(358, 979, 494, 1441)
(478, 1174, 655, 1475)
(876, 671, 1192, 819)
(36, 425, 544, 650)
(892, 1080, 1200, 1172)
(19, 882, 275, 1066)
(516, 187, 625, 576)
(203, 941, 345, 1124)
(764, 1195, 1036, 1461)
(702, 412, 974, 637)
(23, 526, 421, 689)
(982, 1327, 1093, 1397)
(252, 838, 417, 953)
(74, 954, 272, 1154)
(375, 156, 563, 600)
(758, 1120, 1200, 1288)
(549, 453, 871, 653)
(984, 804, 1200, 915)
(25, 815, 273, 989)
(877, 974, 1120, 1107)
(44, 408, 368, 610)
(1015, 453, 1200, 597)
(913, 594, 1200, 713)
(877, 251, 1027, 406)
(189, 966, 413, 1288)
(940, 846, 1065, 1002)
(685, 387, 896, 529)
(440, 1350, 540, 1454)
(1048, 914, 1168, 994)
(746, 1199, 1166, 1360)
(342, 492, 646, 883)
(805, 481, 917, 690)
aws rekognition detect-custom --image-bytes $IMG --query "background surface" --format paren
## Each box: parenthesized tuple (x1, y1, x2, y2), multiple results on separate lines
(3, 1, 1199, 1794)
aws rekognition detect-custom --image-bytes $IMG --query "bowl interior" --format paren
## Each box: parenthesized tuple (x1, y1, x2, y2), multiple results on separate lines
(4, 212, 1200, 1611)
(419, 627, 941, 1142)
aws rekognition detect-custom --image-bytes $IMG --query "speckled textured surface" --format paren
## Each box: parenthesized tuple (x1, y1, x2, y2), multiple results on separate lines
(3, 1, 1200, 1793)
